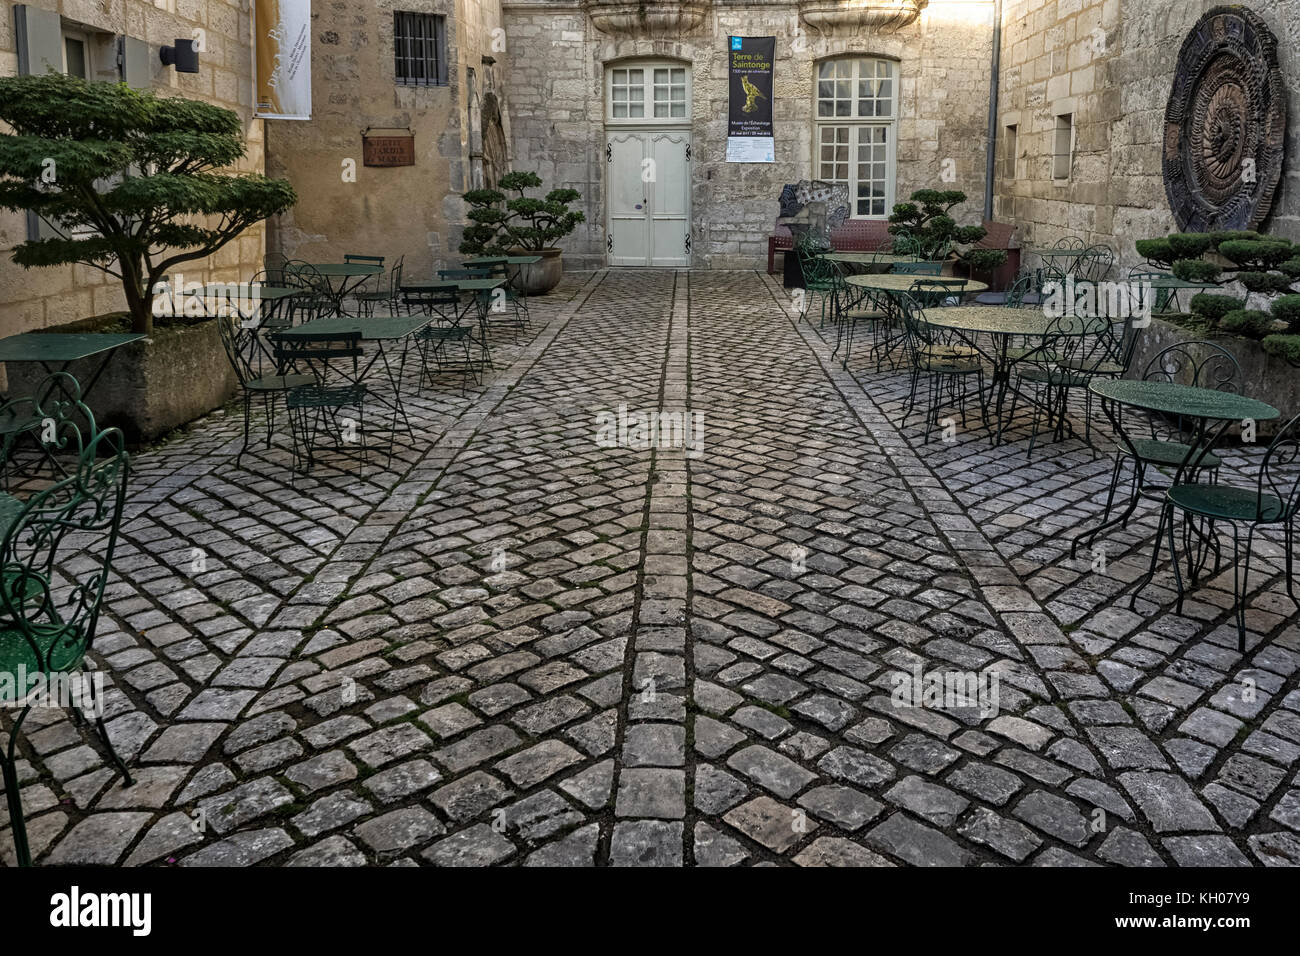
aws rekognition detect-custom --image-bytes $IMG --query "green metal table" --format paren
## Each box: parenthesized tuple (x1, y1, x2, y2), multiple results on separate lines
(839, 274, 989, 370)
(923, 306, 1094, 445)
(1134, 274, 1218, 313)
(1081, 379, 1280, 612)
(274, 313, 435, 440)
(0, 332, 147, 402)
(303, 262, 384, 314)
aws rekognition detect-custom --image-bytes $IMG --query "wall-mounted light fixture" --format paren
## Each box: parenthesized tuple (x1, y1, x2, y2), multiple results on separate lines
(159, 39, 199, 73)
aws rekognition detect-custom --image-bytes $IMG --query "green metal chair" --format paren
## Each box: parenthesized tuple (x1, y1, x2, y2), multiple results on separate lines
(465, 259, 531, 335)
(343, 254, 386, 299)
(0, 376, 132, 867)
(1164, 413, 1300, 650)
(270, 331, 375, 474)
(793, 236, 839, 326)
(1007, 313, 1112, 457)
(908, 278, 968, 308)
(218, 313, 315, 466)
(355, 257, 404, 318)
(1074, 341, 1241, 560)
(895, 292, 988, 443)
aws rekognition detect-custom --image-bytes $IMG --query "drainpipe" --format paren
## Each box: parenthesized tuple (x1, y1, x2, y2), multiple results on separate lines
(984, 0, 1003, 222)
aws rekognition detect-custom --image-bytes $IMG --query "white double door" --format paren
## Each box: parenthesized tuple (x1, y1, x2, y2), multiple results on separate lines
(606, 129, 691, 267)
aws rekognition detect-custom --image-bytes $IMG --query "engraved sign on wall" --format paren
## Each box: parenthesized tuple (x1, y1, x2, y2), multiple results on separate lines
(362, 133, 416, 168)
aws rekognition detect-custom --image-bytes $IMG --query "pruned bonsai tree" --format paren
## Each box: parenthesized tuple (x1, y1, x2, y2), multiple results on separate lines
(0, 73, 296, 335)
(887, 188, 1008, 273)
(459, 171, 585, 255)
(1137, 229, 1300, 343)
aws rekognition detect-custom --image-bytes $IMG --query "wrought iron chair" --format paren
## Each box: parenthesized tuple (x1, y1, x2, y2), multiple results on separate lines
(1007, 313, 1112, 457)
(0, 379, 132, 867)
(218, 313, 315, 466)
(466, 259, 531, 335)
(269, 331, 374, 474)
(908, 278, 968, 308)
(895, 292, 988, 443)
(1164, 413, 1300, 650)
(1081, 243, 1115, 282)
(283, 261, 333, 323)
(793, 237, 839, 326)
(355, 257, 404, 318)
(1077, 341, 1242, 558)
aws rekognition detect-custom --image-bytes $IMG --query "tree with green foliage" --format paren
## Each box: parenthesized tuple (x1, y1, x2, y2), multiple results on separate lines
(1138, 229, 1300, 339)
(459, 171, 585, 255)
(0, 73, 296, 335)
(887, 189, 1008, 273)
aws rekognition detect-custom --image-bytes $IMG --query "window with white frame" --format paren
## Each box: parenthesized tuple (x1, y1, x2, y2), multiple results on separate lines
(814, 58, 897, 218)
(607, 61, 689, 124)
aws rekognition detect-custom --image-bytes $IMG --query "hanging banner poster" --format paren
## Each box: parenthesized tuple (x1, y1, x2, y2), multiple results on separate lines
(254, 0, 312, 120)
(726, 36, 775, 163)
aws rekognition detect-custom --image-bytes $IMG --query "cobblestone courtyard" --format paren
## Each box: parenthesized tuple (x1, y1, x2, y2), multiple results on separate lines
(5, 270, 1300, 867)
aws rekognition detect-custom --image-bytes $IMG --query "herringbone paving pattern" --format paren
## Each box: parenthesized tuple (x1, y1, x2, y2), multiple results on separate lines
(2, 270, 1298, 866)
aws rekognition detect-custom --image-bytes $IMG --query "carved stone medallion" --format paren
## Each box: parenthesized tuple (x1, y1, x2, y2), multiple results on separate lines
(1162, 6, 1285, 232)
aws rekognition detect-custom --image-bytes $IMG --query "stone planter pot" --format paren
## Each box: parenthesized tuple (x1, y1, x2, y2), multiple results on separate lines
(6, 317, 237, 446)
(508, 247, 564, 295)
(1127, 316, 1299, 438)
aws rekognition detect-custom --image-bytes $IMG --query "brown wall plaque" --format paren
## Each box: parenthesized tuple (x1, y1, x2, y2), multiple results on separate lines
(362, 134, 416, 167)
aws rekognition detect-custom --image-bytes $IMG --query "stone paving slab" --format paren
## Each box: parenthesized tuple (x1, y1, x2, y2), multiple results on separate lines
(1, 270, 1297, 867)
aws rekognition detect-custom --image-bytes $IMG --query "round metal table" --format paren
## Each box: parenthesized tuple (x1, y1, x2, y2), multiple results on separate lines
(922, 306, 1091, 444)
(1080, 378, 1279, 611)
(838, 277, 990, 370)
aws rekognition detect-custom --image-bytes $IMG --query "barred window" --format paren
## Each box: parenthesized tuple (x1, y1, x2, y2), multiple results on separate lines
(394, 12, 447, 87)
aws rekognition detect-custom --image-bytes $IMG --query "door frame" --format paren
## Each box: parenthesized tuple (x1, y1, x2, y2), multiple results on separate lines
(603, 58, 692, 268)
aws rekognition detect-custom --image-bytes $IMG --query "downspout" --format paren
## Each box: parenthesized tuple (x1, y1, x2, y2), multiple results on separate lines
(984, 0, 1003, 222)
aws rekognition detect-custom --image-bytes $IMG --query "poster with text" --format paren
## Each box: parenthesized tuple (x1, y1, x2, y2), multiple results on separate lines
(254, 0, 312, 120)
(726, 36, 775, 163)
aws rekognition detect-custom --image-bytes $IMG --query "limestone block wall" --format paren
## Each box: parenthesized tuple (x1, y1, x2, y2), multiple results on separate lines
(0, 0, 265, 336)
(994, 0, 1300, 275)
(503, 0, 998, 270)
(266, 0, 510, 281)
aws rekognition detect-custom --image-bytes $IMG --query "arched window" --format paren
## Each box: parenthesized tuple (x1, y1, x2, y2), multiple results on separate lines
(814, 58, 897, 218)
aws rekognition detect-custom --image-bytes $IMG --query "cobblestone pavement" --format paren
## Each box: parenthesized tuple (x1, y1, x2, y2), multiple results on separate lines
(4, 270, 1299, 867)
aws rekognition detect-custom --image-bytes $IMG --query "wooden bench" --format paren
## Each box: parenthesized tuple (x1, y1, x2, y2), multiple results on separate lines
(767, 220, 892, 273)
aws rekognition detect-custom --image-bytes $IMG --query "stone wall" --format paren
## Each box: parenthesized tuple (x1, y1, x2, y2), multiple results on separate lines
(0, 0, 265, 336)
(503, 0, 998, 270)
(994, 0, 1300, 275)
(265, 0, 508, 280)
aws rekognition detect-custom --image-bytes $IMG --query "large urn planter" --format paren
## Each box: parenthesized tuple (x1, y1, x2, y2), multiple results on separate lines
(5, 314, 237, 446)
(510, 247, 564, 295)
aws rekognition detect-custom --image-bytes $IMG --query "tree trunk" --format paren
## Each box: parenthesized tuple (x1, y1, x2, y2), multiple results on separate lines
(122, 259, 152, 336)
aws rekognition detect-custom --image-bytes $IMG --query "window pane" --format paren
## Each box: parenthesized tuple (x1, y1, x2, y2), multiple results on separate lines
(629, 102, 644, 117)
(671, 103, 685, 117)
(654, 68, 668, 83)
(628, 69, 643, 83)
(613, 103, 627, 118)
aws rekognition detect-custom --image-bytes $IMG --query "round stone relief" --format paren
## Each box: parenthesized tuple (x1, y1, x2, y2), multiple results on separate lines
(1162, 5, 1286, 232)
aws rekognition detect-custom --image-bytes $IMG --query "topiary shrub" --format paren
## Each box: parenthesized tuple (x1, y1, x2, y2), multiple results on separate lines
(1278, 258, 1300, 279)
(1209, 230, 1264, 246)
(1236, 271, 1295, 294)
(1135, 238, 1173, 266)
(1272, 294, 1300, 333)
(1168, 233, 1214, 260)
(1189, 293, 1243, 324)
(1219, 309, 1277, 338)
(1173, 259, 1222, 283)
(1262, 334, 1300, 364)
(1217, 239, 1295, 269)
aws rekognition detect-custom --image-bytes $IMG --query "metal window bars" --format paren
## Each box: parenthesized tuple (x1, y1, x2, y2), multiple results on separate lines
(394, 12, 447, 87)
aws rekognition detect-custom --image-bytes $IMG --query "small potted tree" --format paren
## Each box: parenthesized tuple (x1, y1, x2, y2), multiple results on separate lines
(459, 171, 584, 295)
(887, 189, 1008, 277)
